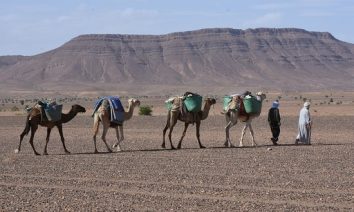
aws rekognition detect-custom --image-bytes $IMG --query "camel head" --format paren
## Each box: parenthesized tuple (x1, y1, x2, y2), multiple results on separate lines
(71, 104, 86, 113)
(128, 98, 141, 107)
(256, 92, 266, 101)
(205, 97, 216, 106)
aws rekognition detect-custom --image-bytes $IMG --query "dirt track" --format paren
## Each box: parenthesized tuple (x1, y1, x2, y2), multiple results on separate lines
(1, 113, 353, 211)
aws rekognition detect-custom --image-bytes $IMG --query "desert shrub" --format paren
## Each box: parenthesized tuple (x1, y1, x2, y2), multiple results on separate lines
(139, 105, 153, 116)
(329, 98, 334, 103)
(11, 106, 20, 111)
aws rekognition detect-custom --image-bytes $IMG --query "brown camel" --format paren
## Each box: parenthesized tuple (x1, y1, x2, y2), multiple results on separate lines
(17, 104, 86, 155)
(92, 98, 140, 153)
(224, 92, 266, 147)
(162, 97, 216, 149)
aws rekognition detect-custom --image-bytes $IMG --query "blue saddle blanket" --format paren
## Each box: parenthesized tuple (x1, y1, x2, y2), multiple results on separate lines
(93, 96, 125, 124)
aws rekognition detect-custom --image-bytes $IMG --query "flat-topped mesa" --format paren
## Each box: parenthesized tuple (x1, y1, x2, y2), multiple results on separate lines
(0, 27, 353, 91)
(69, 28, 336, 43)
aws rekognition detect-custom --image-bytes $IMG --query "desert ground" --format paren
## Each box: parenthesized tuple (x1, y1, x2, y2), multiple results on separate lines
(0, 92, 353, 211)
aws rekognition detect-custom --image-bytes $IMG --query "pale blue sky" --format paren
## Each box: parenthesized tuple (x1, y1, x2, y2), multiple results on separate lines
(1, 0, 353, 56)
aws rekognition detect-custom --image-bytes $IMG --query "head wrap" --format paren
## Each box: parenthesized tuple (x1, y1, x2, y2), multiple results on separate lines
(272, 101, 279, 108)
(304, 101, 310, 107)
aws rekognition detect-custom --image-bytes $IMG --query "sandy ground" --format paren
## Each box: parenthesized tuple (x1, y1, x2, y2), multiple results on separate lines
(0, 95, 354, 211)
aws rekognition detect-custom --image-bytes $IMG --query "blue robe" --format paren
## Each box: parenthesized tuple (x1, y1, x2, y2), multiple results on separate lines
(297, 107, 311, 144)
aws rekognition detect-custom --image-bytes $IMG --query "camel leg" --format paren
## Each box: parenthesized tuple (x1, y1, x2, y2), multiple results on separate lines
(168, 118, 177, 150)
(43, 128, 52, 155)
(17, 119, 31, 153)
(225, 121, 236, 148)
(239, 124, 249, 147)
(93, 116, 100, 153)
(196, 121, 205, 148)
(57, 125, 70, 154)
(113, 126, 124, 151)
(162, 113, 171, 149)
(100, 123, 112, 153)
(177, 123, 189, 149)
(248, 123, 257, 146)
(28, 124, 40, 156)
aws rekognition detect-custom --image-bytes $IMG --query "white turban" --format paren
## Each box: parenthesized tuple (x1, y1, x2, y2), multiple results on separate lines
(304, 101, 310, 107)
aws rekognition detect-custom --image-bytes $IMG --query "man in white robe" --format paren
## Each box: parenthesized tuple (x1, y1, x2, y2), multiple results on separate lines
(296, 101, 312, 145)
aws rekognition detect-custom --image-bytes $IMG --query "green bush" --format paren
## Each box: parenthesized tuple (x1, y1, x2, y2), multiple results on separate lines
(11, 106, 20, 111)
(139, 105, 153, 116)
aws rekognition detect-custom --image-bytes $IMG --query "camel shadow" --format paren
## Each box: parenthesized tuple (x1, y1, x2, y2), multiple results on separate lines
(37, 142, 352, 156)
(55, 148, 178, 156)
(209, 142, 350, 149)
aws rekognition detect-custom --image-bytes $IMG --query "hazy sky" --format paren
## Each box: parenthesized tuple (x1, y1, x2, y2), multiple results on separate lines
(1, 0, 354, 56)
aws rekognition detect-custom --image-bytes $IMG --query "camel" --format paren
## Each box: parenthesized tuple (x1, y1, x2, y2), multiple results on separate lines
(224, 92, 266, 147)
(92, 98, 140, 153)
(17, 104, 86, 155)
(162, 97, 216, 149)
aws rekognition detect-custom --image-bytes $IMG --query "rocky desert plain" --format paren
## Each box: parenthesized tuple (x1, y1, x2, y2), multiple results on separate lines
(0, 90, 353, 211)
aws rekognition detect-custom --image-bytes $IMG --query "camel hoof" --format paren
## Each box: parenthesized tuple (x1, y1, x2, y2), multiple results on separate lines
(224, 142, 234, 148)
(171, 146, 176, 150)
(177, 145, 181, 149)
(200, 145, 206, 149)
(161, 143, 166, 149)
(34, 152, 40, 156)
(65, 151, 71, 154)
(14, 149, 19, 154)
(94, 150, 99, 154)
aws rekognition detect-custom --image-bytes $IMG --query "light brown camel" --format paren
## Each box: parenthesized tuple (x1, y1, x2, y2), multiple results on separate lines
(17, 104, 86, 155)
(162, 97, 216, 149)
(92, 98, 140, 153)
(224, 92, 266, 147)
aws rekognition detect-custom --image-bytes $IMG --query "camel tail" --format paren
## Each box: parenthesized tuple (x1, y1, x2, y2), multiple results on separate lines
(21, 115, 31, 136)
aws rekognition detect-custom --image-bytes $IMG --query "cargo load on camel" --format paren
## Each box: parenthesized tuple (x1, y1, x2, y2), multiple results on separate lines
(165, 92, 202, 112)
(93, 96, 125, 124)
(223, 91, 263, 115)
(165, 92, 203, 124)
(27, 100, 63, 122)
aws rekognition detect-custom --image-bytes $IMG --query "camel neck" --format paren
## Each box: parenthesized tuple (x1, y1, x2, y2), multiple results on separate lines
(61, 110, 77, 123)
(201, 102, 212, 120)
(124, 102, 135, 120)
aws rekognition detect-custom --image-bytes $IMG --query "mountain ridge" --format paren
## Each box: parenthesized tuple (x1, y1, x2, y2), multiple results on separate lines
(1, 27, 354, 93)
